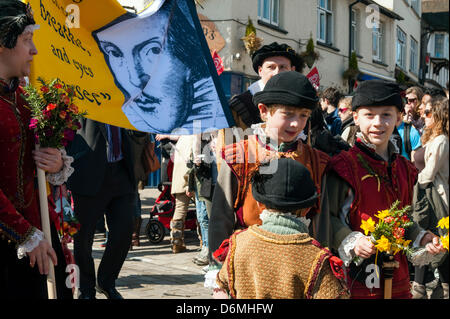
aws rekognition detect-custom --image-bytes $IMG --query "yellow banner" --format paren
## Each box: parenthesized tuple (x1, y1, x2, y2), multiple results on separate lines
(27, 0, 233, 134)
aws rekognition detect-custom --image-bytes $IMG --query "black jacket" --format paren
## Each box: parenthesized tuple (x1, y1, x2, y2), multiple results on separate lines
(66, 118, 143, 196)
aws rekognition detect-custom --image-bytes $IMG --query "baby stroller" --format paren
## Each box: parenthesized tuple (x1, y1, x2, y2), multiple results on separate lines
(145, 158, 197, 244)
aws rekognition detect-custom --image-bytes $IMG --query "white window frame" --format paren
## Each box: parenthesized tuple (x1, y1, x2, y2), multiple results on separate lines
(372, 21, 383, 62)
(410, 36, 418, 74)
(396, 27, 407, 70)
(258, 0, 280, 27)
(317, 0, 333, 45)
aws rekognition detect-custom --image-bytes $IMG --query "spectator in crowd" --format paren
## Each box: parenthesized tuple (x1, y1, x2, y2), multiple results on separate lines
(320, 87, 342, 136)
(411, 97, 449, 299)
(397, 114, 422, 161)
(404, 86, 424, 133)
(170, 134, 195, 253)
(67, 120, 147, 299)
(338, 96, 357, 146)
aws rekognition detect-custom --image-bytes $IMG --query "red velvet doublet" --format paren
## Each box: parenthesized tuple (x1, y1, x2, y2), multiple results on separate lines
(329, 143, 418, 299)
(0, 86, 57, 246)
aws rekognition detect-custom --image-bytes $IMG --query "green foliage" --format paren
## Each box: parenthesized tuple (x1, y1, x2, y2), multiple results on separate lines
(245, 17, 256, 37)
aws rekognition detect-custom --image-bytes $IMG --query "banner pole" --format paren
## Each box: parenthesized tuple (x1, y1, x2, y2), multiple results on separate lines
(36, 144, 57, 299)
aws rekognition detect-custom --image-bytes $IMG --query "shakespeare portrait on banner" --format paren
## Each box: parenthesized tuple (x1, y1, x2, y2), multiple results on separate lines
(93, 0, 232, 134)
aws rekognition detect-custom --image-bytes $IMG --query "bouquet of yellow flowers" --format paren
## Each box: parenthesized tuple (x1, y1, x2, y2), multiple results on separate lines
(360, 200, 414, 257)
(437, 216, 449, 251)
(22, 77, 87, 148)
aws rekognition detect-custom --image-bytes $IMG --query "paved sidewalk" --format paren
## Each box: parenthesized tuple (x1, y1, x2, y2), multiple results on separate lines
(70, 187, 213, 299)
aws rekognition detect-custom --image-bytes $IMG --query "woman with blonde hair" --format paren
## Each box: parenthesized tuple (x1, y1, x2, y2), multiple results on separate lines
(411, 96, 449, 299)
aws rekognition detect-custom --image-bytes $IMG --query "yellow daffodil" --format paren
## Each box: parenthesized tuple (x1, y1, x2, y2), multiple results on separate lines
(361, 217, 376, 235)
(375, 235, 391, 252)
(437, 216, 449, 230)
(441, 235, 449, 251)
(403, 239, 412, 248)
(375, 209, 390, 220)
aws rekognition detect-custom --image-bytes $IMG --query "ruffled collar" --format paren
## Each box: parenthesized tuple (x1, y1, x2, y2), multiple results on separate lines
(355, 132, 400, 162)
(259, 209, 310, 235)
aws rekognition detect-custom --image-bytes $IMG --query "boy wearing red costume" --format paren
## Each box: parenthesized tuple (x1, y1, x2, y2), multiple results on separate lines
(205, 71, 330, 290)
(323, 80, 445, 299)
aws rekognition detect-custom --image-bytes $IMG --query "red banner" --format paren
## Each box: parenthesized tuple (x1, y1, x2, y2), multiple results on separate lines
(212, 50, 224, 76)
(306, 67, 320, 90)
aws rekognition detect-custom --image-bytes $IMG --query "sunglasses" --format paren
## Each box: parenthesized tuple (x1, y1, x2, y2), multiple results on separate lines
(338, 107, 350, 113)
(424, 109, 433, 118)
(407, 98, 417, 103)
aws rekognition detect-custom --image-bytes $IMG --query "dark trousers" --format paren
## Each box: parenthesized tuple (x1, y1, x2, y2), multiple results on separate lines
(72, 160, 135, 293)
(0, 225, 73, 299)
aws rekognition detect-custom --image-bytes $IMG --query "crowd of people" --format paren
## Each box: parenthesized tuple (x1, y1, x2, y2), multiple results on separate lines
(0, 0, 448, 300)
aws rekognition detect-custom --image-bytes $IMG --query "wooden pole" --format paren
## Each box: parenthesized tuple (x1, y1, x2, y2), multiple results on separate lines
(382, 254, 399, 300)
(384, 278, 393, 299)
(36, 145, 57, 299)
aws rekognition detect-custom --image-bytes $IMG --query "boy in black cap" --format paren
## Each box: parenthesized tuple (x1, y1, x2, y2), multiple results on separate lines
(227, 42, 303, 130)
(321, 80, 445, 299)
(214, 158, 349, 299)
(0, 0, 73, 299)
(205, 71, 330, 289)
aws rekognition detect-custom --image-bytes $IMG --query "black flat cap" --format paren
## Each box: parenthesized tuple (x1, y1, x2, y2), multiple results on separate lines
(253, 71, 318, 109)
(352, 80, 404, 112)
(252, 158, 318, 211)
(252, 42, 302, 73)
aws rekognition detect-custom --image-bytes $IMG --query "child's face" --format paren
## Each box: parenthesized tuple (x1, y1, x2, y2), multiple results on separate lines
(259, 104, 311, 144)
(354, 106, 402, 150)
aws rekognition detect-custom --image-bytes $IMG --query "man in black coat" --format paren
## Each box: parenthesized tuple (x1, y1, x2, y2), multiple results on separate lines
(66, 118, 146, 299)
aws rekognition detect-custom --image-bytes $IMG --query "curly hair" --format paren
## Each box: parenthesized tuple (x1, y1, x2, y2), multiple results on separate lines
(421, 96, 449, 145)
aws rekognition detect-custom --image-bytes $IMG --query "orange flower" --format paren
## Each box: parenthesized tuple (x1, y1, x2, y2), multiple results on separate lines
(59, 111, 67, 119)
(46, 103, 57, 111)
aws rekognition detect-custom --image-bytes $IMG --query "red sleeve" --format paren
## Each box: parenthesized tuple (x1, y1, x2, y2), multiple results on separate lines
(0, 188, 34, 245)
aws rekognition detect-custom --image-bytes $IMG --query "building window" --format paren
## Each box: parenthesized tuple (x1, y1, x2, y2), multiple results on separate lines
(410, 0, 420, 15)
(317, 0, 333, 45)
(396, 27, 406, 69)
(350, 9, 358, 53)
(410, 37, 418, 74)
(435, 33, 445, 58)
(372, 21, 383, 62)
(258, 0, 280, 26)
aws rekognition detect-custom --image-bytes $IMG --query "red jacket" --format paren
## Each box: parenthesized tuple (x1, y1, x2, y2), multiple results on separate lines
(329, 142, 417, 299)
(0, 86, 58, 246)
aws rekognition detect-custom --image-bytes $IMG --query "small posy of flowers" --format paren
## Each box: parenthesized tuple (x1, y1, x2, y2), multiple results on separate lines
(437, 216, 449, 251)
(60, 218, 81, 241)
(360, 200, 414, 256)
(22, 77, 87, 148)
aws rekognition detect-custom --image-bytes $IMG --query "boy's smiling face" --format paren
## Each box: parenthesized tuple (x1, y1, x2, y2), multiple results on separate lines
(259, 104, 311, 144)
(354, 105, 402, 152)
